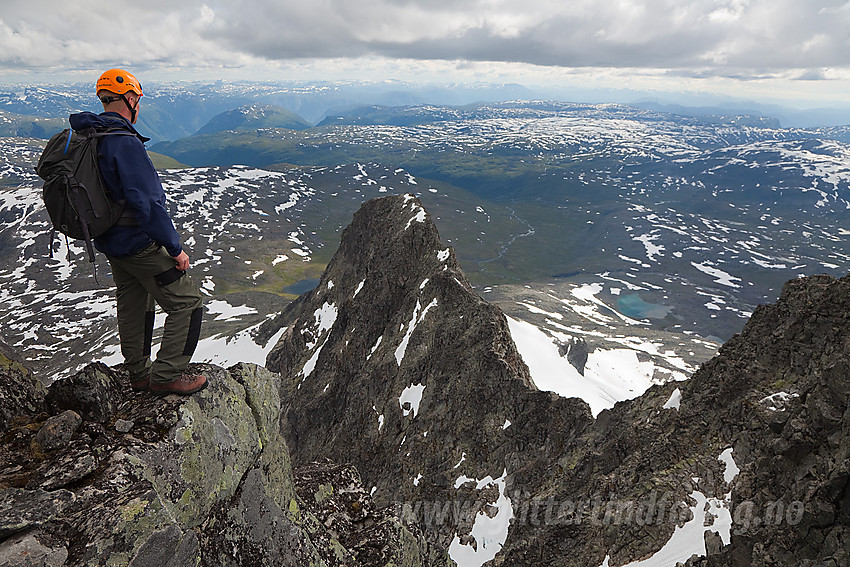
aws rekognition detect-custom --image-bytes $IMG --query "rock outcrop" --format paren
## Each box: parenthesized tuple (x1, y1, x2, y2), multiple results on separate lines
(681, 274, 850, 567)
(495, 274, 850, 566)
(1, 361, 446, 566)
(0, 338, 44, 434)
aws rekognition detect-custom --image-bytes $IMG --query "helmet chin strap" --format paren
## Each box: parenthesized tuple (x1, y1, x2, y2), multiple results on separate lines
(119, 93, 138, 123)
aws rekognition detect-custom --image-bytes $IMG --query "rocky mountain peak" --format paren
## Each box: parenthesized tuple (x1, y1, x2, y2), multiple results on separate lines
(265, 194, 593, 557)
(267, 193, 535, 391)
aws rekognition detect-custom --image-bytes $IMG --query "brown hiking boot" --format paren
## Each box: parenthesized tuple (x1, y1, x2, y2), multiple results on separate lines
(149, 372, 208, 396)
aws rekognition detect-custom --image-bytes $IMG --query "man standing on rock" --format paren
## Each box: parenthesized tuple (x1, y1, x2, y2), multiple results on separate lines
(69, 68, 206, 396)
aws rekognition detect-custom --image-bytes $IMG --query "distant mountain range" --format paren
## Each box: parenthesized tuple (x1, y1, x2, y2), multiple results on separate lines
(144, 100, 850, 337)
(1, 89, 848, 395)
(0, 81, 537, 143)
(3, 80, 850, 144)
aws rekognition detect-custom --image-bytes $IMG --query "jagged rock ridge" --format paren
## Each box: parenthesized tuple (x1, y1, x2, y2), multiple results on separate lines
(494, 273, 850, 566)
(264, 194, 593, 558)
(265, 194, 849, 565)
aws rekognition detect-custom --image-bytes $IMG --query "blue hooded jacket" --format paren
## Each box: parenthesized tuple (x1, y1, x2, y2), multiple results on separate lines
(68, 111, 183, 258)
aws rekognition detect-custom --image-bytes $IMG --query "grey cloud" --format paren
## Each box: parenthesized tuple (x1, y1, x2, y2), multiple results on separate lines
(202, 0, 850, 73)
(1, 0, 849, 78)
(796, 68, 832, 80)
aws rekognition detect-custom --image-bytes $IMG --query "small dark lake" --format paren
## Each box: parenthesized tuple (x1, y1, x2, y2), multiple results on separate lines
(616, 293, 672, 319)
(285, 278, 320, 295)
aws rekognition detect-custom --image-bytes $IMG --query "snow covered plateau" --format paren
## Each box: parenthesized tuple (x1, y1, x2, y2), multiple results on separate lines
(1, 99, 848, 412)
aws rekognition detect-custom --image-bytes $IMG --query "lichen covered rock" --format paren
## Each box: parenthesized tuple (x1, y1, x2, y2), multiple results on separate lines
(0, 360, 440, 566)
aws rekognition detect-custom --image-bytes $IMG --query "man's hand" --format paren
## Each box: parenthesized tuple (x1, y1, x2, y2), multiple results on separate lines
(172, 251, 190, 271)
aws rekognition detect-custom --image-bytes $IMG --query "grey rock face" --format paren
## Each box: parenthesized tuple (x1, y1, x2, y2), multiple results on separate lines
(0, 488, 74, 540)
(0, 360, 440, 566)
(558, 337, 589, 375)
(0, 529, 69, 567)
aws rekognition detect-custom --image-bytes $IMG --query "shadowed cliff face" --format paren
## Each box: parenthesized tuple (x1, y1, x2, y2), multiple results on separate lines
(493, 274, 850, 567)
(676, 275, 850, 567)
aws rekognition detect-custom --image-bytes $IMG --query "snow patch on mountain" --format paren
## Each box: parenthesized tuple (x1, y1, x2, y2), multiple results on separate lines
(449, 470, 512, 567)
(663, 388, 682, 410)
(691, 262, 742, 288)
(395, 295, 438, 366)
(399, 383, 426, 417)
(507, 316, 662, 416)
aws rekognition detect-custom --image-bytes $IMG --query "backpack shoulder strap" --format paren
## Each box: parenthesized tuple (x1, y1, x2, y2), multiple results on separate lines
(76, 127, 138, 140)
(93, 129, 138, 137)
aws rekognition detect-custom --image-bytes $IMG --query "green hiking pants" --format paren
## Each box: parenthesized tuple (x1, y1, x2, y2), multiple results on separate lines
(108, 243, 203, 385)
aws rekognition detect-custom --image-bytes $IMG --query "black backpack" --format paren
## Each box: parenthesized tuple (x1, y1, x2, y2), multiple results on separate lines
(36, 127, 139, 264)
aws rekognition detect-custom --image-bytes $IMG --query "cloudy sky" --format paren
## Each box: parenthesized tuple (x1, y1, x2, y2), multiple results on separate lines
(2, 0, 850, 107)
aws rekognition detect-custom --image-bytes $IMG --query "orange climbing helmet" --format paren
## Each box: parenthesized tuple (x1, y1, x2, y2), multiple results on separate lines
(96, 68, 143, 97)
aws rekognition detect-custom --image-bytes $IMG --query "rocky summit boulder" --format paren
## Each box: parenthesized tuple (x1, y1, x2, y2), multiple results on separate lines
(0, 360, 444, 566)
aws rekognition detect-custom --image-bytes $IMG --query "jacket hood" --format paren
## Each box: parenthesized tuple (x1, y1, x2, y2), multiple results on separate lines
(68, 111, 149, 142)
